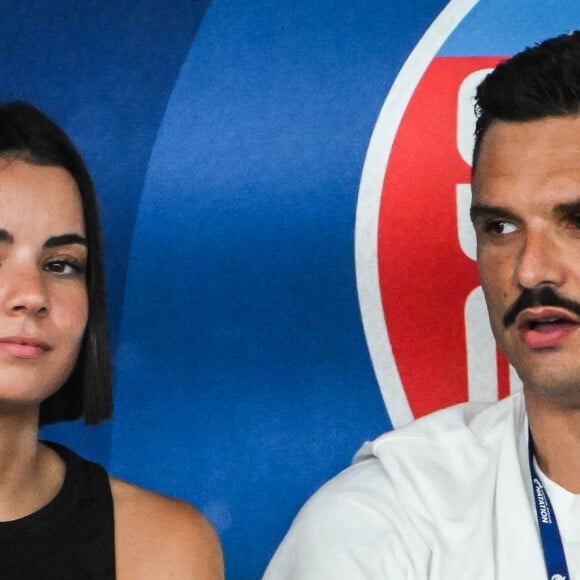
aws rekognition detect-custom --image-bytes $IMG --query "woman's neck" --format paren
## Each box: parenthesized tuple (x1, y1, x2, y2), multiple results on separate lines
(0, 408, 64, 521)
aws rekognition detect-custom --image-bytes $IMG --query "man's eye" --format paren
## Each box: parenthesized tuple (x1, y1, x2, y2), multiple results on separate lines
(486, 220, 517, 235)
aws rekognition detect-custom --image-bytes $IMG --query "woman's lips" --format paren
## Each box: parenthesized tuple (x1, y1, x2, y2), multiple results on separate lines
(0, 336, 51, 359)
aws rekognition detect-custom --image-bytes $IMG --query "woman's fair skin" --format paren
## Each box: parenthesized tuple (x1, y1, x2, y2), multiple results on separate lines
(0, 159, 223, 579)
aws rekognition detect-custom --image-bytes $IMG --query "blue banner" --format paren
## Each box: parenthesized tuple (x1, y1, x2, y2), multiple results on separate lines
(2, 0, 574, 577)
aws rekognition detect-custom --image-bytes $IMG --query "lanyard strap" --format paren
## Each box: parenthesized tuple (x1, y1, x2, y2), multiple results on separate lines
(528, 431, 571, 580)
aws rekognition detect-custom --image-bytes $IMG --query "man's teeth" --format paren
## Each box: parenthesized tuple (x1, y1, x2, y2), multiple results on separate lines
(529, 318, 561, 329)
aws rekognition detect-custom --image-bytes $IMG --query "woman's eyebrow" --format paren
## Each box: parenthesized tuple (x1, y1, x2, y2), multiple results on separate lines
(0, 230, 87, 248)
(42, 233, 87, 249)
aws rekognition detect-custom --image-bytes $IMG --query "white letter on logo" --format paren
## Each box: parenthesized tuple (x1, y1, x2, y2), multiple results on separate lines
(457, 69, 522, 401)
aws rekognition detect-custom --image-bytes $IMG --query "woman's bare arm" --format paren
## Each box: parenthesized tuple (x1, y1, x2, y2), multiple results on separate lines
(111, 477, 224, 580)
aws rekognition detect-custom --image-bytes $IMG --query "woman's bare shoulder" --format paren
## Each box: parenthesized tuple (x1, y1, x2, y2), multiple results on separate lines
(110, 476, 224, 580)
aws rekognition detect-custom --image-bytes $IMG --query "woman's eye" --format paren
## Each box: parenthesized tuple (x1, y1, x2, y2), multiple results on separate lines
(45, 260, 84, 276)
(486, 220, 517, 235)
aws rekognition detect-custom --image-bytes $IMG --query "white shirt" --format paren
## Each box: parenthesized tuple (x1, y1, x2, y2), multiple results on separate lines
(264, 392, 576, 579)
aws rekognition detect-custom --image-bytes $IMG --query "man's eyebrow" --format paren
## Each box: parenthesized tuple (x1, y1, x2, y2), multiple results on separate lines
(469, 203, 519, 223)
(554, 199, 580, 217)
(0, 229, 13, 243)
(43, 233, 87, 249)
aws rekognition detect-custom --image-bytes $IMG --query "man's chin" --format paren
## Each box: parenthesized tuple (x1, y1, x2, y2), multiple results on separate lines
(521, 374, 580, 407)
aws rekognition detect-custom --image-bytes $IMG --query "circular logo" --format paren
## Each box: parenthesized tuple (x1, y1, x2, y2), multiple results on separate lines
(355, 0, 520, 427)
(357, 1, 580, 426)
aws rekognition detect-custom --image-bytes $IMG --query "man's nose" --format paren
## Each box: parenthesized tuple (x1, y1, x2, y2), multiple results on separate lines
(516, 227, 565, 290)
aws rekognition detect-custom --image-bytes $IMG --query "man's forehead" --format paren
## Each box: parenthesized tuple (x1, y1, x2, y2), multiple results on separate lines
(478, 115, 580, 156)
(473, 116, 580, 194)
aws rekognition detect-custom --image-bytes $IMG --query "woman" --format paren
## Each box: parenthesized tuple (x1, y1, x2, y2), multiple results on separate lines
(0, 102, 224, 579)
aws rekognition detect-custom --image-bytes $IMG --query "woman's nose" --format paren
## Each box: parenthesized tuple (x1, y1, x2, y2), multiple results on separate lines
(2, 268, 49, 317)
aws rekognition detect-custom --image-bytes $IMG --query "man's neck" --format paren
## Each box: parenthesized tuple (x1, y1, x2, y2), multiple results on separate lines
(526, 387, 580, 493)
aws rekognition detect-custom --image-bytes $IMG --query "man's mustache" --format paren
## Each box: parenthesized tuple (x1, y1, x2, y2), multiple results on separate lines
(503, 286, 580, 328)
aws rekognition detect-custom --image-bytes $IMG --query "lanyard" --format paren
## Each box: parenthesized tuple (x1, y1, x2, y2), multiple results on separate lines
(529, 432, 571, 580)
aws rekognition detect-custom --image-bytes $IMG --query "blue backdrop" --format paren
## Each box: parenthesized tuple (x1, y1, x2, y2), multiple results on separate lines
(0, 0, 574, 577)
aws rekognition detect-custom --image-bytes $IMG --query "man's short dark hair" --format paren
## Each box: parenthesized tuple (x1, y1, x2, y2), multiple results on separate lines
(0, 101, 113, 425)
(473, 30, 580, 172)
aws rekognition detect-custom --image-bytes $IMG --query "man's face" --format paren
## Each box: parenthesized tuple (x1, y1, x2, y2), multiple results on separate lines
(471, 115, 580, 402)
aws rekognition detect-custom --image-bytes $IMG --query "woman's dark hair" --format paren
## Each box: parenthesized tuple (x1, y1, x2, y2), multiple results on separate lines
(0, 101, 112, 425)
(473, 31, 580, 172)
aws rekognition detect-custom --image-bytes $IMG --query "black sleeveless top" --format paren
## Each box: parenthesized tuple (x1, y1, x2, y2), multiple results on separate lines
(0, 442, 116, 579)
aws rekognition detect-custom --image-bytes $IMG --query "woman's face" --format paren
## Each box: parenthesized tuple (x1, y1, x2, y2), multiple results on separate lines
(0, 159, 88, 414)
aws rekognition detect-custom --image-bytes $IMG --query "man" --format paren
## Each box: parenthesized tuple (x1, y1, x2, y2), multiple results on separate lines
(264, 31, 580, 579)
